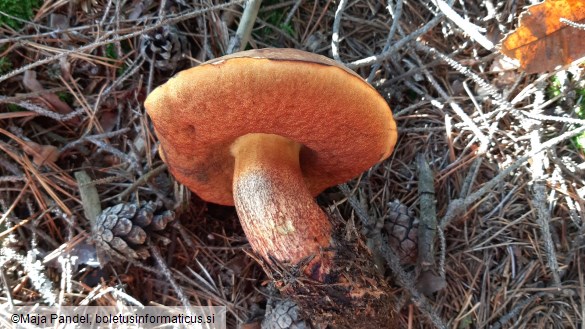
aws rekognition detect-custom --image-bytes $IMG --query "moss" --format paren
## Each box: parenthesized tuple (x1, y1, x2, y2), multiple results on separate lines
(57, 92, 74, 106)
(6, 103, 23, 112)
(547, 74, 585, 152)
(105, 42, 129, 76)
(0, 0, 42, 29)
(0, 55, 12, 74)
(258, 0, 296, 38)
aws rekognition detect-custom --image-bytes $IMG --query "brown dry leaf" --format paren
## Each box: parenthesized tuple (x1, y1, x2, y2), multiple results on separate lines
(490, 54, 520, 88)
(239, 322, 261, 329)
(500, 0, 585, 73)
(415, 270, 447, 297)
(22, 140, 60, 166)
(98, 110, 118, 132)
(23, 70, 74, 116)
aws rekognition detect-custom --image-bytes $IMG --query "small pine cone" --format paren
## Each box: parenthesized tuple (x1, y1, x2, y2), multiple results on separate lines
(385, 200, 418, 265)
(150, 210, 175, 231)
(140, 26, 189, 71)
(93, 201, 175, 266)
(262, 299, 310, 329)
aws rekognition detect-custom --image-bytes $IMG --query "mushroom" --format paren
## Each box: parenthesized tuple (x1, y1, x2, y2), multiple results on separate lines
(145, 48, 397, 279)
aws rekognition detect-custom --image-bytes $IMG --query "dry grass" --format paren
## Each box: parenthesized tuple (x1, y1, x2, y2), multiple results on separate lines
(0, 0, 584, 328)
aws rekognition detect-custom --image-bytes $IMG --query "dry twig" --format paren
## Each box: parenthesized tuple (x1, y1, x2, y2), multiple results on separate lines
(74, 171, 102, 228)
(416, 154, 437, 271)
(226, 0, 263, 54)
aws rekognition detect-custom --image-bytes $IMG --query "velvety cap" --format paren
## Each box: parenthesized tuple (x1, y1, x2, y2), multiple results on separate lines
(145, 48, 397, 205)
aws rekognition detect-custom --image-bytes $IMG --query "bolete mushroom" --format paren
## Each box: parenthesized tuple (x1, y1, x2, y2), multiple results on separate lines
(145, 48, 397, 279)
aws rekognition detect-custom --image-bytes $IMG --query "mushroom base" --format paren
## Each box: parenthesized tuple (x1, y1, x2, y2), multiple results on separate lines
(230, 133, 333, 279)
(270, 211, 402, 328)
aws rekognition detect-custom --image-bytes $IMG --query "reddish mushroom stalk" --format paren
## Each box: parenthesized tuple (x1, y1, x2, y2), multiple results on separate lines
(231, 133, 332, 277)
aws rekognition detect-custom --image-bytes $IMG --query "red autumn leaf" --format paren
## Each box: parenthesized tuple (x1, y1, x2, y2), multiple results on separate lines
(500, 0, 585, 74)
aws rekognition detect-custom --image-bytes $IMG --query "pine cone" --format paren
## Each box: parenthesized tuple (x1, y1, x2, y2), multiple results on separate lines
(262, 299, 310, 329)
(93, 201, 175, 266)
(140, 26, 189, 71)
(385, 200, 418, 265)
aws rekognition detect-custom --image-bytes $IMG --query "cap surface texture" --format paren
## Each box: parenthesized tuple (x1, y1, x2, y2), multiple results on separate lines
(145, 48, 397, 205)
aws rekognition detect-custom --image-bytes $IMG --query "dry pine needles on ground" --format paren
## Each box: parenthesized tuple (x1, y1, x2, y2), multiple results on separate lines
(0, 0, 584, 328)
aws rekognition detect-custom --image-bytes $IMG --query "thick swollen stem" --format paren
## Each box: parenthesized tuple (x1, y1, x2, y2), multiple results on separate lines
(230, 133, 332, 278)
(231, 133, 399, 328)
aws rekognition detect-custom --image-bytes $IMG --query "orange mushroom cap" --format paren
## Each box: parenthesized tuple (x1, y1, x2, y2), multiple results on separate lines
(145, 48, 397, 205)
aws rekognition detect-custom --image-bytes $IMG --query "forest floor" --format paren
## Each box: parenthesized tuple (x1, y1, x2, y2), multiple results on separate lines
(0, 0, 584, 328)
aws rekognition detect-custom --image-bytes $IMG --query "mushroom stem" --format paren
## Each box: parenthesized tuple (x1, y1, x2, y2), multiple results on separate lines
(230, 133, 332, 278)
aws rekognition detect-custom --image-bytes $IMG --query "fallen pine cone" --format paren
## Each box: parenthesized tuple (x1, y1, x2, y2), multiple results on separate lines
(385, 200, 418, 265)
(140, 25, 189, 71)
(93, 200, 175, 266)
(262, 299, 310, 329)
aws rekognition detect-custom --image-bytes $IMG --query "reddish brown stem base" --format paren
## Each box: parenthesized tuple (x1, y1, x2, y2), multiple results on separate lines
(278, 213, 402, 328)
